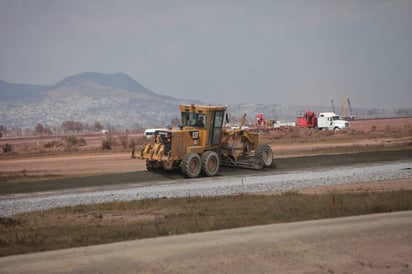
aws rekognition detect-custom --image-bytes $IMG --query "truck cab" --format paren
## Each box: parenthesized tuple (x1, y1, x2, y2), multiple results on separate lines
(180, 104, 227, 148)
(317, 112, 349, 130)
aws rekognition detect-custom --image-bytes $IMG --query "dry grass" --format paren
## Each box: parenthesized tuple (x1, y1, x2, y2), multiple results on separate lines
(258, 123, 412, 145)
(1, 190, 411, 257)
(1, 118, 411, 157)
(0, 133, 148, 157)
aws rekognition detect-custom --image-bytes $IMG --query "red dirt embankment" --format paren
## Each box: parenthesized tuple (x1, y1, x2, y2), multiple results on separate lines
(0, 117, 411, 177)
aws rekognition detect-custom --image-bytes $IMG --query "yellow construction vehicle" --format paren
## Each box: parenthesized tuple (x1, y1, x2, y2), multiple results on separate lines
(137, 104, 274, 178)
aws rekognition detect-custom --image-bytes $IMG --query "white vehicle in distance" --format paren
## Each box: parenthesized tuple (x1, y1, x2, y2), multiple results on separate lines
(143, 128, 168, 139)
(230, 125, 249, 130)
(317, 112, 349, 131)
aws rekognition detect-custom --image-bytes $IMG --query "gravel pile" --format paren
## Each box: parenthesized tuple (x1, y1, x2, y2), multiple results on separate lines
(1, 161, 411, 217)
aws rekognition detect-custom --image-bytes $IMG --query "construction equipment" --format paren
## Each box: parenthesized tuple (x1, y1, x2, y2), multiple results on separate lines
(255, 113, 276, 128)
(256, 113, 266, 126)
(317, 112, 349, 130)
(297, 111, 349, 130)
(136, 104, 274, 178)
(346, 96, 355, 121)
(296, 111, 317, 128)
(341, 94, 355, 121)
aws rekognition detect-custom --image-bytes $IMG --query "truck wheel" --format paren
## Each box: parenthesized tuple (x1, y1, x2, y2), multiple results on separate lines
(334, 127, 340, 131)
(201, 151, 220, 177)
(181, 153, 201, 178)
(256, 144, 273, 167)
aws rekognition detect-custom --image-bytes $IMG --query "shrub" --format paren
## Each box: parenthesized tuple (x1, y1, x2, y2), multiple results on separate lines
(118, 132, 129, 149)
(65, 136, 87, 151)
(136, 136, 149, 146)
(2, 143, 12, 153)
(102, 140, 112, 150)
(128, 138, 137, 149)
(102, 134, 113, 150)
(44, 140, 64, 149)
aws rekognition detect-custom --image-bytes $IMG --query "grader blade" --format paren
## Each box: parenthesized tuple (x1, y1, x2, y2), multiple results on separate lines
(220, 155, 264, 170)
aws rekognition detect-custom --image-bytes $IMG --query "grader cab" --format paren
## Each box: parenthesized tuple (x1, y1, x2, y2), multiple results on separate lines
(137, 104, 274, 178)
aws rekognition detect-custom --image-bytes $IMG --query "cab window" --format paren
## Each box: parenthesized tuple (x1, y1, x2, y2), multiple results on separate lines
(181, 112, 206, 128)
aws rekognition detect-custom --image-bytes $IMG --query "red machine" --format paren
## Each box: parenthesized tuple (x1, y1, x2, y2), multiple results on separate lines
(256, 113, 266, 126)
(296, 111, 317, 128)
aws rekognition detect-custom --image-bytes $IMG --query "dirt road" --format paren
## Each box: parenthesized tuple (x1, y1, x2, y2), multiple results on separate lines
(0, 128, 411, 272)
(1, 211, 411, 274)
(1, 149, 411, 196)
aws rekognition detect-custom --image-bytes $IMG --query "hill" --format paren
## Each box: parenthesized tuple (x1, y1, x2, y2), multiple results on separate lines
(0, 80, 48, 101)
(1, 72, 411, 131)
(0, 72, 201, 129)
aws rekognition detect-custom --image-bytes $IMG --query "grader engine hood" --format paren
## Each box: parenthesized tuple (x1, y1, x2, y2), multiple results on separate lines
(139, 129, 201, 162)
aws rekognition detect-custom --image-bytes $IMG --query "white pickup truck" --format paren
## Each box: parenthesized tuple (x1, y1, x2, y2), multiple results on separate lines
(317, 112, 350, 130)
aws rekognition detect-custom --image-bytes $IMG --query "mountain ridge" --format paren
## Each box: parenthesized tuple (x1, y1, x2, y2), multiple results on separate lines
(50, 72, 155, 96)
(0, 80, 49, 100)
(1, 72, 410, 130)
(1, 72, 157, 100)
(0, 72, 203, 129)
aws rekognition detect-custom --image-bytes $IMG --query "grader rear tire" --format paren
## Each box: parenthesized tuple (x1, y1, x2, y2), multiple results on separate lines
(201, 151, 220, 177)
(256, 144, 273, 167)
(181, 152, 202, 178)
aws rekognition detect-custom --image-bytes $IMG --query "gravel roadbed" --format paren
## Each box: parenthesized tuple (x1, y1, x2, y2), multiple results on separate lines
(1, 161, 411, 217)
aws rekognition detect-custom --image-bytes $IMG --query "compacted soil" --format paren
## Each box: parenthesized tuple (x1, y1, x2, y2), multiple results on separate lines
(0, 117, 411, 273)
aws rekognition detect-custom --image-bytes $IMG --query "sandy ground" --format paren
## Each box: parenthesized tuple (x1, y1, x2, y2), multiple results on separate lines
(1, 136, 411, 177)
(0, 117, 411, 272)
(0, 153, 142, 176)
(1, 117, 411, 177)
(0, 211, 411, 274)
(350, 117, 412, 130)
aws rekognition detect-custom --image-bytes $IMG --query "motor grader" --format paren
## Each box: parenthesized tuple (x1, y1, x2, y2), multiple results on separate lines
(137, 104, 274, 178)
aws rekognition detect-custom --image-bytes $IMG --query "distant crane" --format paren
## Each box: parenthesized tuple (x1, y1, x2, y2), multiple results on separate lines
(331, 99, 336, 113)
(341, 93, 355, 121)
(347, 96, 354, 121)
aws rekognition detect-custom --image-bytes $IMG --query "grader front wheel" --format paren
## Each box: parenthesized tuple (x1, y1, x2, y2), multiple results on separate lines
(181, 153, 202, 178)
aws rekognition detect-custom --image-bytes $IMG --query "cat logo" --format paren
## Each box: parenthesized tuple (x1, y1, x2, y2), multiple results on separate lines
(190, 131, 199, 144)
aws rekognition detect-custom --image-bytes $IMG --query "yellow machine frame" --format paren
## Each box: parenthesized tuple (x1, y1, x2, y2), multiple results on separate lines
(137, 104, 273, 177)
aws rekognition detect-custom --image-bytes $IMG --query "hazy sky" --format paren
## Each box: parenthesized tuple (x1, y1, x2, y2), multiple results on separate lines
(1, 0, 411, 108)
